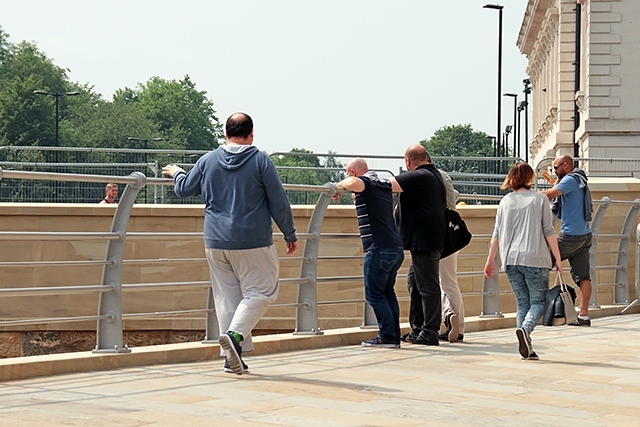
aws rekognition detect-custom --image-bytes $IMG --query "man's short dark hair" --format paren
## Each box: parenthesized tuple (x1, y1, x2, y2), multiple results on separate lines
(225, 113, 253, 139)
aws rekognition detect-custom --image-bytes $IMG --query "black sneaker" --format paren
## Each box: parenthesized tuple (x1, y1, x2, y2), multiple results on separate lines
(411, 334, 439, 346)
(224, 358, 249, 373)
(401, 332, 417, 343)
(438, 332, 464, 342)
(447, 314, 459, 343)
(522, 351, 539, 361)
(361, 337, 400, 348)
(515, 328, 531, 359)
(219, 332, 245, 375)
(568, 317, 591, 327)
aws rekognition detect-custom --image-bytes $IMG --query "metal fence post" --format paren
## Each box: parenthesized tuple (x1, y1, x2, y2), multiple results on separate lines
(294, 185, 334, 335)
(621, 224, 640, 314)
(362, 303, 378, 329)
(480, 248, 503, 318)
(94, 172, 146, 353)
(589, 197, 611, 308)
(612, 199, 640, 304)
(202, 287, 220, 343)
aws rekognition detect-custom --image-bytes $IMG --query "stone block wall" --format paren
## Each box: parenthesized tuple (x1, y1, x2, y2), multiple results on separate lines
(1, 177, 639, 356)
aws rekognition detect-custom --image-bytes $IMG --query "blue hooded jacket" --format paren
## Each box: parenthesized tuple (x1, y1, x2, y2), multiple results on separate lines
(172, 145, 297, 249)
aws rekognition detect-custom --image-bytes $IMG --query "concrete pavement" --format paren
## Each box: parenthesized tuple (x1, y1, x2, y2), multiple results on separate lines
(1, 313, 639, 426)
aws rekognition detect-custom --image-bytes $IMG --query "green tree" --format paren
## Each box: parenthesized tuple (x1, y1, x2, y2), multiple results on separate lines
(0, 34, 74, 147)
(0, 27, 9, 63)
(420, 124, 497, 174)
(421, 124, 494, 158)
(271, 148, 345, 204)
(125, 75, 223, 150)
(65, 101, 164, 149)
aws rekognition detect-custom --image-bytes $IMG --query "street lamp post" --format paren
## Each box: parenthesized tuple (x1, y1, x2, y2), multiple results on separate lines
(128, 137, 164, 203)
(33, 91, 81, 148)
(484, 4, 504, 158)
(517, 100, 526, 159)
(522, 78, 532, 162)
(504, 125, 513, 157)
(503, 93, 518, 159)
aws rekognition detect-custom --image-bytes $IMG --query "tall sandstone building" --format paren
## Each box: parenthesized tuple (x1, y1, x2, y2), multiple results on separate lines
(518, 0, 640, 173)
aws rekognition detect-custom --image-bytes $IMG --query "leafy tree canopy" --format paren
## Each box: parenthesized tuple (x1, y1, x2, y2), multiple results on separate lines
(0, 25, 222, 151)
(420, 124, 494, 158)
(119, 75, 223, 150)
(271, 148, 345, 204)
(0, 33, 76, 146)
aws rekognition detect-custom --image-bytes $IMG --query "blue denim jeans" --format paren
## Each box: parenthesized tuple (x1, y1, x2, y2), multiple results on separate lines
(364, 247, 405, 344)
(505, 265, 549, 345)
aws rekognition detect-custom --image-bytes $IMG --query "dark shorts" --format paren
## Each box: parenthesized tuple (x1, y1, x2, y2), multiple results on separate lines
(558, 232, 592, 285)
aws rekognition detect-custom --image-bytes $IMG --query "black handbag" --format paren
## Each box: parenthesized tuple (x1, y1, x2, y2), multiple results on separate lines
(432, 169, 472, 259)
(543, 275, 578, 326)
(441, 208, 472, 259)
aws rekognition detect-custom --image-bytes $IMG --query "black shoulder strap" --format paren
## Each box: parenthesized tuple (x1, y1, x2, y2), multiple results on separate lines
(430, 168, 447, 206)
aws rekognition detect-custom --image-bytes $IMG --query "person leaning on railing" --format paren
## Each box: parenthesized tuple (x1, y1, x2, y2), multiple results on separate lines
(334, 158, 404, 348)
(389, 145, 446, 346)
(162, 112, 298, 376)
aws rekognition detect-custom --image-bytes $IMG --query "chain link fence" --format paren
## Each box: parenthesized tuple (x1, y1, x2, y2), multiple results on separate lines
(2, 146, 527, 204)
(0, 146, 206, 204)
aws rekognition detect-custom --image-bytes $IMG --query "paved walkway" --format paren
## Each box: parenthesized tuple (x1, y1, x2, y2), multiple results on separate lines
(1, 314, 639, 426)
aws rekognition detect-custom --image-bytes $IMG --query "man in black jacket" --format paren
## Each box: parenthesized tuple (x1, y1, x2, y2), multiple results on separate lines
(390, 145, 446, 345)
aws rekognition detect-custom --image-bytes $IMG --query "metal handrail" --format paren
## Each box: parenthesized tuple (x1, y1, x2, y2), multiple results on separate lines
(1, 166, 638, 354)
(0, 232, 121, 241)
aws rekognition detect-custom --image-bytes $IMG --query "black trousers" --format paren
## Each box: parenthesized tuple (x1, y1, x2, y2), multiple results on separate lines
(407, 249, 442, 341)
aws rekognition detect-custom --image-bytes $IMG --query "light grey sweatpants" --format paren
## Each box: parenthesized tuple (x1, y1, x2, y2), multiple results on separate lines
(205, 245, 279, 354)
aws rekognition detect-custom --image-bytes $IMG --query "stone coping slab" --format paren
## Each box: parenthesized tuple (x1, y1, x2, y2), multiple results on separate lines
(1, 304, 635, 382)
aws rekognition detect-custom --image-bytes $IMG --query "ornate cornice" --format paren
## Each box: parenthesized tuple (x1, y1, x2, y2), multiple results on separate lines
(517, 0, 555, 56)
(526, 7, 559, 82)
(530, 106, 558, 159)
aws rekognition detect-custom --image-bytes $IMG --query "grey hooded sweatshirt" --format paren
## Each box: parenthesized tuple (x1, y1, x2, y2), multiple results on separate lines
(172, 145, 297, 250)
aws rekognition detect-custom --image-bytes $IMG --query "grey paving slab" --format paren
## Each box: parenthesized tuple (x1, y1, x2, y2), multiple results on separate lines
(1, 314, 639, 427)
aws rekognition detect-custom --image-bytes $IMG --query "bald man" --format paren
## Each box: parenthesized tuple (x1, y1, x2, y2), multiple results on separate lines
(335, 158, 405, 347)
(163, 112, 298, 375)
(542, 154, 593, 326)
(389, 145, 446, 346)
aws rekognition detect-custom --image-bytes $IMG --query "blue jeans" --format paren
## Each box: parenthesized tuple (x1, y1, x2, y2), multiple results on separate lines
(364, 247, 405, 344)
(505, 265, 549, 345)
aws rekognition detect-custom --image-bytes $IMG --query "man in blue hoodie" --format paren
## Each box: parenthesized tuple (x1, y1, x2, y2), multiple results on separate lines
(542, 154, 593, 326)
(162, 112, 298, 375)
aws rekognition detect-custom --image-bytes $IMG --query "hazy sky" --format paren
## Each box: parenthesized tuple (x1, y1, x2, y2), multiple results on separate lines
(2, 0, 529, 159)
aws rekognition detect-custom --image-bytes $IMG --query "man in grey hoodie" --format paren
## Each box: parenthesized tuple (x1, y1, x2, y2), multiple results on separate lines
(162, 112, 298, 375)
(542, 154, 593, 326)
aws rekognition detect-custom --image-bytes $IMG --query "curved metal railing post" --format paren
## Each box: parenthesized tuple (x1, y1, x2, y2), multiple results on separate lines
(480, 244, 503, 318)
(294, 184, 335, 335)
(621, 224, 640, 314)
(94, 172, 146, 353)
(612, 199, 640, 304)
(202, 287, 220, 343)
(588, 197, 611, 308)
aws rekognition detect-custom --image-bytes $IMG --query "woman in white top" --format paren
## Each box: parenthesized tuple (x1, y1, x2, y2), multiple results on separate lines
(484, 162, 562, 360)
